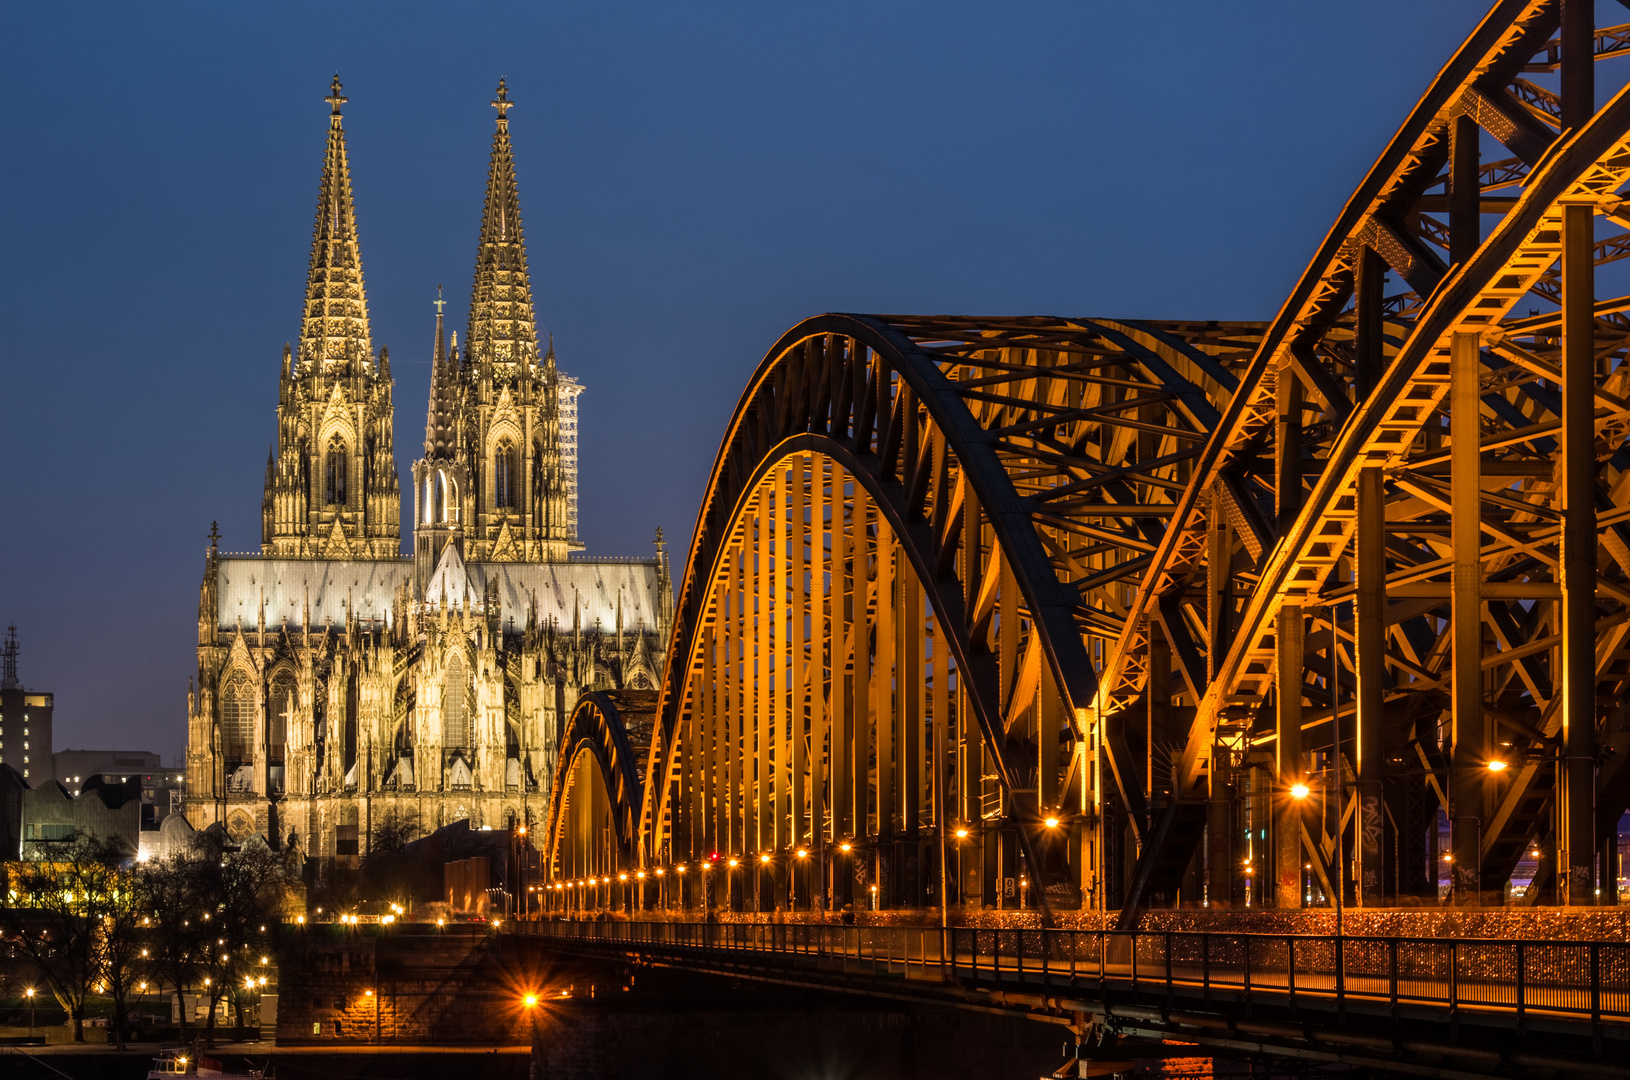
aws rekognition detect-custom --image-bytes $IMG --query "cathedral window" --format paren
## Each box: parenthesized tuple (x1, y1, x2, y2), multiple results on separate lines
(221, 673, 254, 762)
(325, 437, 348, 506)
(443, 651, 470, 748)
(495, 441, 518, 509)
(269, 674, 294, 765)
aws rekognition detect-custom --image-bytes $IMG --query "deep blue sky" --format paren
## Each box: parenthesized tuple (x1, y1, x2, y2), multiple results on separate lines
(0, 1, 1487, 761)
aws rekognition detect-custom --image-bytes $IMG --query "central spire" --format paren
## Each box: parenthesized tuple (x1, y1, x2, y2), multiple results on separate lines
(467, 77, 538, 378)
(300, 74, 373, 372)
(424, 287, 458, 460)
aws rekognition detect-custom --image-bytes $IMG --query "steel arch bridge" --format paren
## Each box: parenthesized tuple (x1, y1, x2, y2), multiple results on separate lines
(543, 0, 1630, 923)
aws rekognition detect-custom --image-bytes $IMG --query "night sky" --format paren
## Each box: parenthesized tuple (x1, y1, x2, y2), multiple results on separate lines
(0, 1, 1485, 762)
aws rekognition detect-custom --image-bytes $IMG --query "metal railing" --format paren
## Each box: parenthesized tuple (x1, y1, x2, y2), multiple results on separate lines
(512, 920, 1630, 1027)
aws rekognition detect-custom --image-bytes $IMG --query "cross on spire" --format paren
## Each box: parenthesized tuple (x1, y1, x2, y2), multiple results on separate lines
(326, 74, 347, 116)
(492, 78, 511, 120)
(434, 285, 446, 316)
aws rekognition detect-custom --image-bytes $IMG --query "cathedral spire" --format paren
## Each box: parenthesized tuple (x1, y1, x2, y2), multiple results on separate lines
(467, 78, 538, 378)
(424, 290, 457, 460)
(300, 75, 373, 373)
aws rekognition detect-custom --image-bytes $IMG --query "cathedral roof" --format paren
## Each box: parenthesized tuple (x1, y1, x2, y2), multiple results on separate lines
(299, 76, 373, 373)
(466, 78, 539, 375)
(214, 555, 664, 634)
(216, 557, 411, 632)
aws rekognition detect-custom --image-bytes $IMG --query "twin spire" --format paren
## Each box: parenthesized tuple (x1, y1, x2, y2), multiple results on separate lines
(299, 75, 372, 373)
(467, 76, 540, 375)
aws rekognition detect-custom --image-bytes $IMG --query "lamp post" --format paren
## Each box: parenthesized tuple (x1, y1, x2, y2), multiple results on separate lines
(794, 849, 808, 912)
(25, 987, 34, 1037)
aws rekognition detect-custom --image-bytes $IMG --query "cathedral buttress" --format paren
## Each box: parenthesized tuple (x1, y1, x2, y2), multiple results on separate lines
(262, 76, 400, 559)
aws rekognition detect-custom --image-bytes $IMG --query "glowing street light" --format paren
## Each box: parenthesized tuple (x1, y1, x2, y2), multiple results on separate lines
(1044, 816, 1060, 829)
(1487, 759, 1509, 773)
(1289, 783, 1311, 800)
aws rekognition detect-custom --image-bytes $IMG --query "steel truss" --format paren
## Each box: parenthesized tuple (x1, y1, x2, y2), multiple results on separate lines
(544, 1, 1630, 920)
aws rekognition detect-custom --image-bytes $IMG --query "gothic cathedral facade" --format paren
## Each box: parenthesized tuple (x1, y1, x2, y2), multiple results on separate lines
(184, 80, 670, 867)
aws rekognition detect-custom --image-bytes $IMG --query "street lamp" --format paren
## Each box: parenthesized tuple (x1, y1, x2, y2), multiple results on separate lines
(1486, 759, 1509, 773)
(25, 988, 34, 1036)
(1289, 782, 1311, 800)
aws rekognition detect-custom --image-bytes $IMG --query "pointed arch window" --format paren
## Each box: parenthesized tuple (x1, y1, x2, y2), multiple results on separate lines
(326, 436, 348, 506)
(221, 673, 254, 763)
(269, 673, 295, 764)
(443, 651, 470, 749)
(495, 441, 518, 509)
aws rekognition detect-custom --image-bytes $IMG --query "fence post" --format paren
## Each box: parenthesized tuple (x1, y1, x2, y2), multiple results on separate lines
(1243, 935, 1252, 999)
(1515, 940, 1525, 1036)
(1287, 938, 1296, 1004)
(1449, 940, 1459, 1034)
(1591, 942, 1602, 1056)
(1389, 938, 1398, 1020)
(1165, 932, 1174, 1010)
(1202, 933, 1210, 1002)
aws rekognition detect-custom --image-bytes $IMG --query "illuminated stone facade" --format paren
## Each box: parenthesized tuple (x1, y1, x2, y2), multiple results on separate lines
(185, 79, 670, 867)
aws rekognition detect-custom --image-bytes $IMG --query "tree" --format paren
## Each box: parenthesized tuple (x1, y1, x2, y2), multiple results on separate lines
(0, 831, 132, 1042)
(93, 838, 148, 1050)
(137, 846, 210, 1046)
(188, 831, 294, 1048)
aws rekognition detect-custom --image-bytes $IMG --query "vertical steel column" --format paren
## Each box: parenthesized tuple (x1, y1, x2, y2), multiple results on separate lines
(1276, 358, 1303, 532)
(725, 547, 742, 856)
(876, 516, 897, 848)
(1148, 630, 1171, 817)
(1276, 604, 1305, 910)
(1354, 248, 1387, 399)
(1561, 0, 1598, 905)
(1207, 485, 1231, 681)
(711, 573, 728, 863)
(770, 467, 786, 853)
(753, 494, 769, 859)
(850, 486, 870, 845)
(1355, 466, 1386, 906)
(902, 567, 922, 836)
(1206, 484, 1234, 907)
(1449, 331, 1484, 906)
(1207, 737, 1233, 908)
(811, 459, 828, 907)
(831, 467, 852, 844)
(792, 457, 808, 862)
(699, 593, 715, 864)
(933, 607, 950, 899)
(1448, 115, 1480, 271)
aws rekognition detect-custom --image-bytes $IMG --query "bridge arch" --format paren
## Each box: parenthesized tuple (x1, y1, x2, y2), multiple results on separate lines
(543, 689, 655, 888)
(631, 314, 1252, 911)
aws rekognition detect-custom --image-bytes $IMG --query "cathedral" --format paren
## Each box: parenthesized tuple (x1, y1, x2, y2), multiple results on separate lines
(183, 78, 670, 867)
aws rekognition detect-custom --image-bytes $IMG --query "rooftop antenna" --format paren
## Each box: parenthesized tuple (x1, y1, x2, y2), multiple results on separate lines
(2, 626, 18, 690)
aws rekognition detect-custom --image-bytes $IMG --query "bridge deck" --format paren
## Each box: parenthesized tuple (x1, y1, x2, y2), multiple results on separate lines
(516, 920, 1629, 1026)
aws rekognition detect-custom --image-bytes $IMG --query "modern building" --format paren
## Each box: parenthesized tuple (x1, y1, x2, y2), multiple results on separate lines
(21, 775, 142, 858)
(54, 749, 162, 794)
(0, 627, 53, 783)
(183, 79, 670, 871)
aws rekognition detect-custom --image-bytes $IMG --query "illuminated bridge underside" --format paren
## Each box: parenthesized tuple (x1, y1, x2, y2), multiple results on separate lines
(548, 0, 1630, 921)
